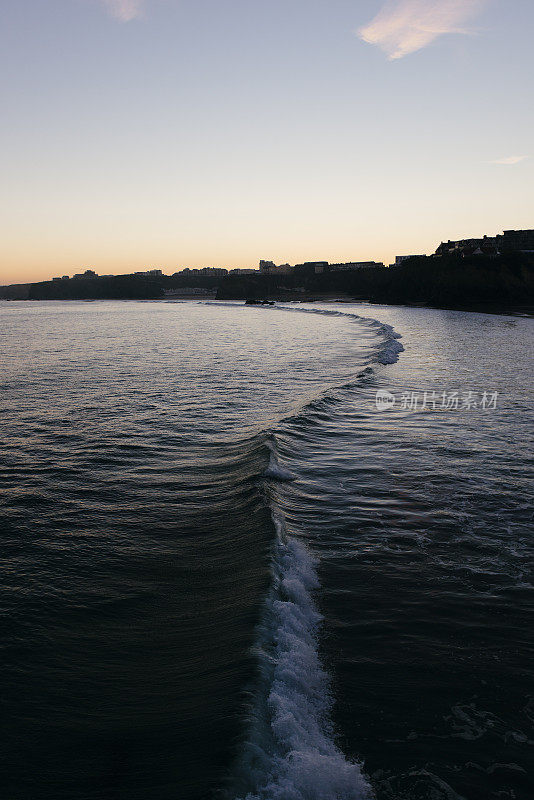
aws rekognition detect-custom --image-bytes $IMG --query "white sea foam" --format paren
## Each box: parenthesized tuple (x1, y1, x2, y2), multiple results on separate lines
(362, 319, 404, 365)
(230, 515, 372, 800)
(375, 334, 404, 365)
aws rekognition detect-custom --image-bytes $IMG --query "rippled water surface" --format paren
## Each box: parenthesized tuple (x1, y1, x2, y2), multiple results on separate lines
(1, 300, 532, 800)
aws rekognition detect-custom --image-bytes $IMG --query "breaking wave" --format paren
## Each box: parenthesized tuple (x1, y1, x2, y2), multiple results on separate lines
(229, 513, 373, 800)
(206, 300, 405, 368)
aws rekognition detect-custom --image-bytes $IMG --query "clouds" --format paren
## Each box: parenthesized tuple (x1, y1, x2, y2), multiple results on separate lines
(358, 0, 487, 60)
(490, 156, 529, 166)
(103, 0, 145, 22)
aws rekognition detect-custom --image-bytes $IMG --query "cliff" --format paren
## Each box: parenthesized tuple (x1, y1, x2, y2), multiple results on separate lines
(5, 253, 534, 312)
(217, 253, 534, 311)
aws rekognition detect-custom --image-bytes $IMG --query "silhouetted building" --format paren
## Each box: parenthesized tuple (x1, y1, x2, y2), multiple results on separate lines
(435, 237, 496, 256)
(293, 261, 328, 275)
(395, 255, 425, 265)
(435, 229, 534, 257)
(259, 261, 293, 275)
(496, 229, 534, 252)
(269, 264, 293, 275)
(176, 267, 228, 276)
(229, 269, 258, 275)
(73, 269, 98, 279)
(199, 267, 228, 276)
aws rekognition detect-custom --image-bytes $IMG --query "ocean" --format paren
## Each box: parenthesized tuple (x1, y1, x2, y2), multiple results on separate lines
(1, 299, 533, 800)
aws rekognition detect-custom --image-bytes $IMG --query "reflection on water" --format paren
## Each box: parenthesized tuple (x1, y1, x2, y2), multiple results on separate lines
(0, 300, 532, 800)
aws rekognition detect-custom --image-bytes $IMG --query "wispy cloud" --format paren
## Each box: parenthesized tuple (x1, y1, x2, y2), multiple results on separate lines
(490, 155, 529, 166)
(103, 0, 145, 22)
(358, 0, 487, 60)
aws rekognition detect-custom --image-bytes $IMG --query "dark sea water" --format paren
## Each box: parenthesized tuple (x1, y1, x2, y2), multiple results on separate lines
(1, 300, 532, 800)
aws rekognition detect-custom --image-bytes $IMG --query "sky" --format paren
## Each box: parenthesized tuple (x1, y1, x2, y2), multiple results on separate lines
(1, 0, 533, 283)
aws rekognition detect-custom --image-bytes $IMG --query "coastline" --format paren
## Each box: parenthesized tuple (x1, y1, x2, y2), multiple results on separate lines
(2, 294, 533, 317)
(285, 295, 534, 317)
(3, 252, 533, 315)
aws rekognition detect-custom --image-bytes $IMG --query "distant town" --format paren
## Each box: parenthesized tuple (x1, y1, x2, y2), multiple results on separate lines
(40, 228, 534, 286)
(1, 229, 533, 312)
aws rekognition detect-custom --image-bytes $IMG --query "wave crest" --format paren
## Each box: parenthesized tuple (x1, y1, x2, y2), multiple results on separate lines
(205, 301, 405, 367)
(229, 516, 372, 800)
